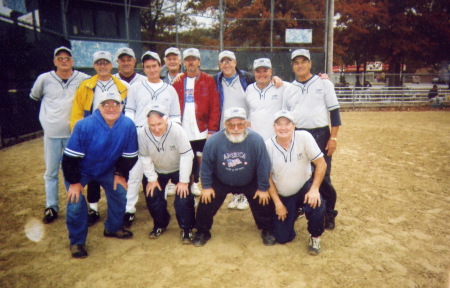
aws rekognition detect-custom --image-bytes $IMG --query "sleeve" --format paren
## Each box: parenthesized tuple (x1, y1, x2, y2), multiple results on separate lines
(255, 136, 271, 191)
(62, 154, 82, 184)
(177, 127, 194, 183)
(207, 77, 221, 133)
(70, 85, 87, 131)
(124, 84, 137, 123)
(138, 128, 158, 182)
(330, 108, 342, 127)
(168, 87, 182, 124)
(29, 74, 44, 101)
(199, 136, 216, 189)
(323, 79, 340, 111)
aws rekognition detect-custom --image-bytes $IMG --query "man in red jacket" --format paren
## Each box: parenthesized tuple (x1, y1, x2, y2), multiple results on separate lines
(172, 48, 220, 196)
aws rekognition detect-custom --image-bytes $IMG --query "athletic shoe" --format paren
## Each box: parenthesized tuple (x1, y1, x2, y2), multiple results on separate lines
(70, 244, 88, 259)
(261, 230, 276, 246)
(149, 227, 166, 239)
(227, 194, 240, 209)
(296, 207, 305, 220)
(43, 208, 58, 224)
(192, 230, 211, 247)
(236, 195, 249, 210)
(191, 182, 201, 196)
(324, 210, 338, 230)
(123, 212, 135, 228)
(308, 236, 321, 255)
(180, 229, 194, 244)
(104, 229, 133, 239)
(88, 209, 100, 227)
(165, 182, 176, 196)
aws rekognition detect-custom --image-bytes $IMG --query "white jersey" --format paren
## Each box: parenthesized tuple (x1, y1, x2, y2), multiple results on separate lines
(114, 72, 147, 86)
(219, 76, 247, 130)
(265, 131, 323, 197)
(93, 78, 130, 111)
(245, 81, 289, 140)
(30, 70, 89, 137)
(138, 121, 194, 183)
(125, 80, 181, 127)
(282, 75, 339, 129)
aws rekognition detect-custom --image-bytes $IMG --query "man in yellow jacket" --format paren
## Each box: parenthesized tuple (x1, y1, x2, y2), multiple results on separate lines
(70, 50, 130, 226)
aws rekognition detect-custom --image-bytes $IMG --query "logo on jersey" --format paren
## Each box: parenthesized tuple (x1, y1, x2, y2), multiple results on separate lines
(297, 153, 304, 160)
(316, 89, 323, 94)
(222, 152, 248, 171)
(272, 94, 279, 100)
(169, 145, 176, 151)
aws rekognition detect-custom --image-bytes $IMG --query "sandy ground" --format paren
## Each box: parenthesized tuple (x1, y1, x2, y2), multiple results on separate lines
(0, 111, 449, 288)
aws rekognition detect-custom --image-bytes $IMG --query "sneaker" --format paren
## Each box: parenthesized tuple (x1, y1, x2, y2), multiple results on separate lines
(180, 229, 194, 244)
(104, 229, 133, 239)
(261, 230, 276, 246)
(43, 208, 58, 224)
(236, 195, 249, 210)
(165, 182, 176, 196)
(70, 244, 88, 259)
(308, 236, 321, 255)
(296, 207, 305, 220)
(149, 227, 166, 239)
(191, 182, 201, 196)
(324, 210, 338, 230)
(193, 230, 211, 247)
(227, 194, 240, 209)
(123, 212, 136, 228)
(88, 209, 100, 227)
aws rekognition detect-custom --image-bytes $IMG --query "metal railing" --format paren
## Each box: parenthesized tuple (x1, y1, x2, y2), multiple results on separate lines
(336, 87, 450, 108)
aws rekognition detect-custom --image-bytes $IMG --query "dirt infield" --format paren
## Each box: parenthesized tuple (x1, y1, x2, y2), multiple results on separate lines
(0, 111, 449, 288)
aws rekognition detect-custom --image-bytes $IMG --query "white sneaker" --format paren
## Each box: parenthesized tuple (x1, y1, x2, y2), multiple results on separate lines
(191, 182, 201, 196)
(165, 182, 176, 196)
(308, 236, 321, 255)
(228, 194, 240, 209)
(236, 194, 249, 210)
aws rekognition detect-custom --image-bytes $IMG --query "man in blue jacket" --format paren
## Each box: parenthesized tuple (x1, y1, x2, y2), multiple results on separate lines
(193, 107, 275, 247)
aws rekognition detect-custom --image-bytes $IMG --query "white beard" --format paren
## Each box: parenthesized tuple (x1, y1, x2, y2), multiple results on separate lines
(225, 130, 248, 143)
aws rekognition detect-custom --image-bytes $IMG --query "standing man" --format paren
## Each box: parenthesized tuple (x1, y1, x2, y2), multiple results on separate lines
(123, 51, 181, 227)
(62, 90, 138, 258)
(282, 49, 342, 230)
(30, 46, 89, 224)
(266, 110, 326, 255)
(160, 47, 184, 85)
(172, 48, 220, 196)
(193, 107, 275, 247)
(114, 47, 147, 85)
(245, 58, 289, 140)
(139, 104, 195, 243)
(70, 50, 130, 227)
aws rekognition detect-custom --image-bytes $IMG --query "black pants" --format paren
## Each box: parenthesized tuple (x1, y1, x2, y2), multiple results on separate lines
(297, 126, 337, 212)
(87, 180, 101, 203)
(195, 177, 274, 233)
(190, 139, 206, 183)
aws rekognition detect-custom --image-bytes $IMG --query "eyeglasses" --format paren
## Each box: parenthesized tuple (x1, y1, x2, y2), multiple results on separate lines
(100, 102, 121, 109)
(220, 59, 233, 64)
(226, 122, 246, 129)
(95, 60, 111, 66)
(56, 57, 71, 62)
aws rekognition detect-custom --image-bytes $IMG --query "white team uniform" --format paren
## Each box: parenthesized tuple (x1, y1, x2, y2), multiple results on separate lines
(245, 81, 290, 140)
(219, 76, 248, 130)
(114, 72, 147, 86)
(265, 131, 323, 197)
(92, 78, 130, 111)
(282, 75, 339, 129)
(138, 121, 194, 183)
(124, 80, 182, 213)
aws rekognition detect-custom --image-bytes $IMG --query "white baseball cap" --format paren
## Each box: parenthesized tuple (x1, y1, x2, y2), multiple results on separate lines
(219, 50, 236, 62)
(273, 110, 295, 123)
(253, 58, 272, 70)
(145, 103, 168, 117)
(93, 51, 113, 63)
(223, 107, 247, 122)
(183, 48, 201, 60)
(116, 47, 135, 59)
(54, 46, 72, 57)
(141, 51, 161, 64)
(98, 90, 121, 107)
(165, 47, 181, 57)
(291, 49, 311, 61)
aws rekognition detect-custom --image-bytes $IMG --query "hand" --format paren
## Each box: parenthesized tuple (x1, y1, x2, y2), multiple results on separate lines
(271, 76, 283, 88)
(325, 138, 337, 156)
(114, 174, 127, 190)
(275, 203, 288, 221)
(253, 190, 270, 206)
(172, 73, 183, 83)
(67, 183, 83, 203)
(145, 180, 161, 197)
(200, 188, 215, 204)
(176, 182, 189, 198)
(304, 187, 321, 209)
(318, 73, 330, 80)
